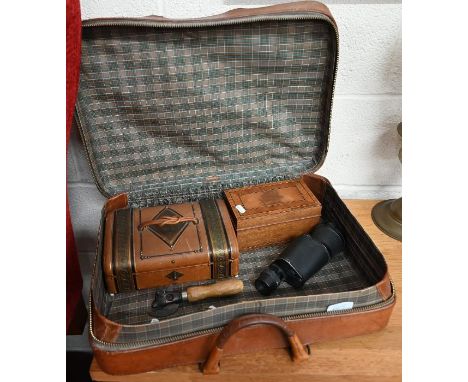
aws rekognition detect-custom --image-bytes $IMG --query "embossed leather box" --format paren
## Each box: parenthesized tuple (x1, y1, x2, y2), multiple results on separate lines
(102, 199, 239, 293)
(224, 179, 321, 250)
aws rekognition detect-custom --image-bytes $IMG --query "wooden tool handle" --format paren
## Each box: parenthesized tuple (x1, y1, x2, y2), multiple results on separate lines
(187, 279, 244, 302)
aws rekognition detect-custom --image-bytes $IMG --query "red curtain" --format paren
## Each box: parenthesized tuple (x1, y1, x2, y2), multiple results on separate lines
(66, 0, 84, 333)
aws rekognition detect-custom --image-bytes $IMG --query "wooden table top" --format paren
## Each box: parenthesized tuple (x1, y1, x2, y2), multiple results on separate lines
(90, 199, 402, 382)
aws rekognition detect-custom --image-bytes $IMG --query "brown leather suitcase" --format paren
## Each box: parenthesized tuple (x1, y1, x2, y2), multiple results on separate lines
(76, 1, 396, 375)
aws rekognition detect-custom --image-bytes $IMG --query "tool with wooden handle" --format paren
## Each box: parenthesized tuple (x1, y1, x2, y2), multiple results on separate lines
(149, 279, 244, 318)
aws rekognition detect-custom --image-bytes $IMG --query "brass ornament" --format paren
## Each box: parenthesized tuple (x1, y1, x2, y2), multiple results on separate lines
(371, 122, 402, 241)
(372, 197, 402, 241)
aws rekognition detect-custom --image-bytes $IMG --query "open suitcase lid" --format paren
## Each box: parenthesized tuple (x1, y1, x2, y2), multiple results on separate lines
(75, 1, 338, 205)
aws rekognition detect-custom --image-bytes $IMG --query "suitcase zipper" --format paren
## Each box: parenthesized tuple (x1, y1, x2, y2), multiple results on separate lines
(89, 280, 395, 350)
(75, 12, 339, 199)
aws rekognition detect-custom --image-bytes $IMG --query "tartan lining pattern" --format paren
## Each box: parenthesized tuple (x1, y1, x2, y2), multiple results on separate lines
(115, 286, 381, 343)
(77, 20, 335, 204)
(92, 243, 380, 343)
(90, 183, 388, 344)
(107, 246, 370, 326)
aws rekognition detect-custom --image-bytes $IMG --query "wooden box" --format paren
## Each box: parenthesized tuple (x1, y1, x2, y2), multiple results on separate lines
(224, 178, 322, 250)
(102, 199, 239, 293)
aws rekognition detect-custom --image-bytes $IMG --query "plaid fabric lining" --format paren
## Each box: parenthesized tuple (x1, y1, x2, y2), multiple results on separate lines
(107, 245, 370, 326)
(90, 182, 388, 345)
(77, 20, 334, 204)
(115, 286, 381, 343)
(97, 242, 380, 343)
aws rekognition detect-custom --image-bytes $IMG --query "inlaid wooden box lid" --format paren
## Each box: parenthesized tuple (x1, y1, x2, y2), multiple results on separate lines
(224, 178, 322, 249)
(225, 178, 320, 226)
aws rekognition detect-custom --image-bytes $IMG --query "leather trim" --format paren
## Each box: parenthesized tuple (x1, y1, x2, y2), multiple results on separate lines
(104, 193, 128, 215)
(301, 173, 329, 203)
(92, 297, 395, 375)
(91, 302, 122, 343)
(376, 272, 392, 300)
(83, 1, 336, 30)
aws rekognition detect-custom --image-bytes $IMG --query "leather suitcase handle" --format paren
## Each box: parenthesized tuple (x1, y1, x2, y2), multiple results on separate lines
(202, 313, 309, 374)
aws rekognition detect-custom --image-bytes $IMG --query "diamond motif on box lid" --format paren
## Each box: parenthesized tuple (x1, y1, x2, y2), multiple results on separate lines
(147, 208, 190, 247)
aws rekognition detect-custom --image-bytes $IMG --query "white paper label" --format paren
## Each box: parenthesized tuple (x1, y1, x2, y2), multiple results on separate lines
(235, 204, 246, 214)
(326, 301, 354, 312)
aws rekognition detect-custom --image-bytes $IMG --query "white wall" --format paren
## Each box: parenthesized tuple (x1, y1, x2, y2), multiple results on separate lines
(66, 0, 401, 350)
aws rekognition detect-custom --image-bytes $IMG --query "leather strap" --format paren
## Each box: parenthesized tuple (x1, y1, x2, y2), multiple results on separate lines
(202, 313, 309, 374)
(138, 216, 198, 231)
